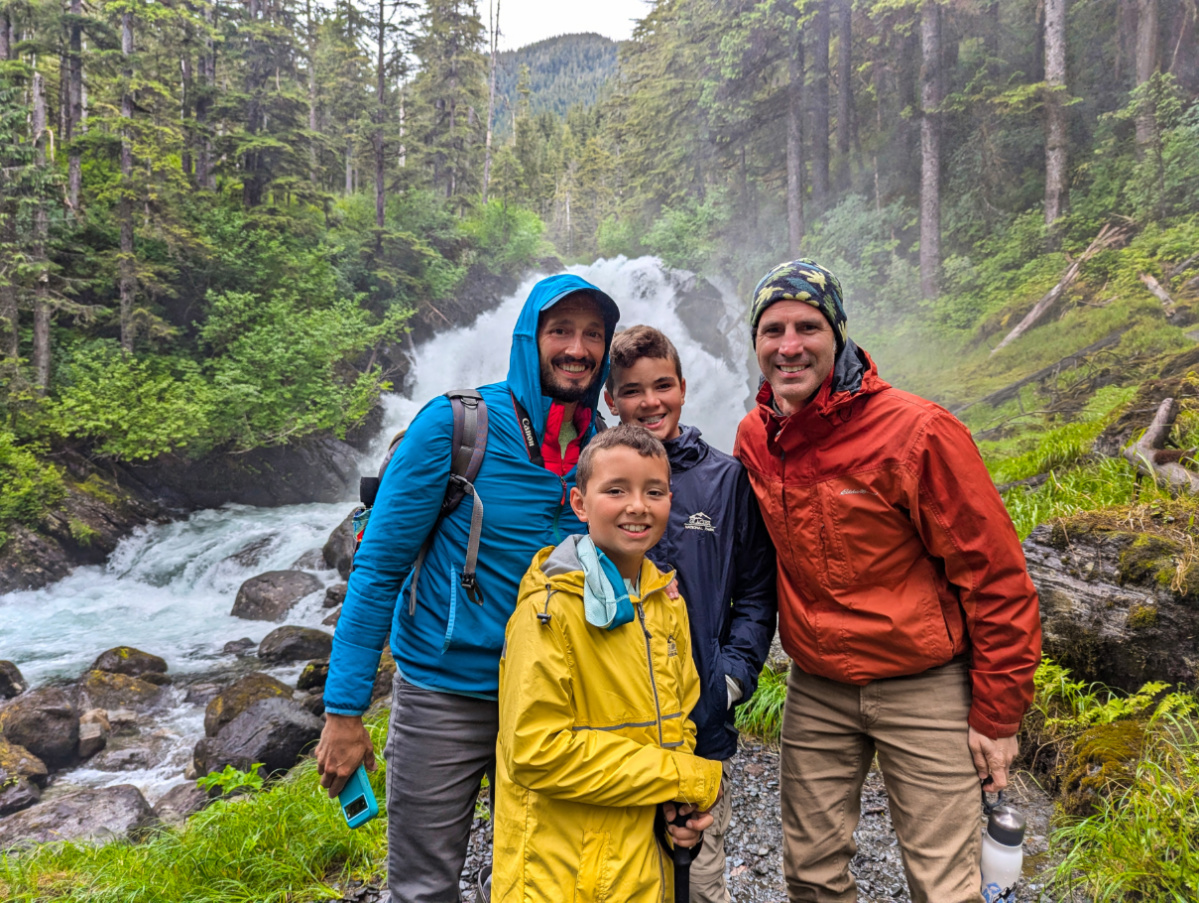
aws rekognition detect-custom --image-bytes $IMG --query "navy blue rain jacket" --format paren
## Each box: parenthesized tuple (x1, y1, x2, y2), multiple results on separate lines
(324, 274, 619, 713)
(647, 425, 777, 760)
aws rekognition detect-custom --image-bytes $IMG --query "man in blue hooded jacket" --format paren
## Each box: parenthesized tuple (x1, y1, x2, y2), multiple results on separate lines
(317, 274, 620, 903)
(604, 324, 777, 903)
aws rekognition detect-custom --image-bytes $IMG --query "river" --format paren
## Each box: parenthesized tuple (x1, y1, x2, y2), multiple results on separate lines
(0, 256, 754, 801)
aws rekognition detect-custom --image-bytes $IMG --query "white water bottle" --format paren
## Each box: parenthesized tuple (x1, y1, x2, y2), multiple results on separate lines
(980, 793, 1024, 903)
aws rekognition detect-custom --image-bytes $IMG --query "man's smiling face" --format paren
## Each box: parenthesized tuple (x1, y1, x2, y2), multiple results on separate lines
(537, 294, 607, 404)
(755, 300, 836, 415)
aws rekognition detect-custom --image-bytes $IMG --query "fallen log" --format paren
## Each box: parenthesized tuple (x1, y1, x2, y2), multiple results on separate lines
(951, 330, 1125, 415)
(1122, 397, 1199, 493)
(1138, 272, 1177, 318)
(1166, 253, 1199, 281)
(991, 223, 1132, 355)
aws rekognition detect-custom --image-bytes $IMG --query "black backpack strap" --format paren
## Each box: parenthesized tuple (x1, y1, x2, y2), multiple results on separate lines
(409, 389, 488, 615)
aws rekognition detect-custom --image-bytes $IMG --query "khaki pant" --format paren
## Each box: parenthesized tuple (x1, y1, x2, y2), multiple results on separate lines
(689, 759, 733, 903)
(780, 661, 983, 903)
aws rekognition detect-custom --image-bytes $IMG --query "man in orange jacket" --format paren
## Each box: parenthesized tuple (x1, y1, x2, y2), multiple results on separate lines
(734, 259, 1041, 903)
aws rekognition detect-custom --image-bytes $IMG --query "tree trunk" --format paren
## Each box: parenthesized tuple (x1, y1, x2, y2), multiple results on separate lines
(194, 2, 215, 190)
(32, 71, 52, 391)
(919, 0, 941, 299)
(1134, 0, 1159, 156)
(306, 0, 318, 184)
(120, 12, 136, 354)
(180, 43, 193, 178)
(1044, 0, 1068, 227)
(482, 0, 500, 203)
(0, 11, 11, 61)
(836, 0, 852, 193)
(786, 33, 806, 256)
(983, 0, 1000, 61)
(374, 0, 385, 229)
(810, 0, 830, 208)
(67, 0, 83, 211)
(346, 139, 353, 194)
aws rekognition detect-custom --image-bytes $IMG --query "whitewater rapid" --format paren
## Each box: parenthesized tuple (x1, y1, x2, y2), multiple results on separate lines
(0, 256, 754, 801)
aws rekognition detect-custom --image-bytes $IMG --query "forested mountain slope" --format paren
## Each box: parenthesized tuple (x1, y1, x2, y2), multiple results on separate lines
(493, 33, 618, 135)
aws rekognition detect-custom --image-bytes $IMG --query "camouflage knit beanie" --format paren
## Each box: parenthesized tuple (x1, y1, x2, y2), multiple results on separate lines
(749, 259, 848, 353)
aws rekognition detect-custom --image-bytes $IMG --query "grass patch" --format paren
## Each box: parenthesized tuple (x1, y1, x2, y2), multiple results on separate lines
(735, 665, 787, 742)
(0, 715, 392, 902)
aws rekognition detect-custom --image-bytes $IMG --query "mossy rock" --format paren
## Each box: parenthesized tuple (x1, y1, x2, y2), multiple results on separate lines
(204, 673, 292, 738)
(1057, 719, 1147, 816)
(296, 659, 329, 692)
(1117, 534, 1183, 587)
(77, 670, 166, 713)
(372, 650, 396, 702)
(90, 646, 168, 678)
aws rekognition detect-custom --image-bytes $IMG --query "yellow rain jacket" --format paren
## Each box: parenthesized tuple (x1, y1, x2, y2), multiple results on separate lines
(494, 538, 724, 903)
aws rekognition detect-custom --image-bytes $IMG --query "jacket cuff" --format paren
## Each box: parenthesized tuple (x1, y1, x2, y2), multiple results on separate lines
(325, 634, 385, 714)
(967, 707, 1021, 740)
(677, 756, 724, 810)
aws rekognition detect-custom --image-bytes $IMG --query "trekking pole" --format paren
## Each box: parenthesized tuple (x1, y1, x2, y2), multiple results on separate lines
(669, 808, 700, 903)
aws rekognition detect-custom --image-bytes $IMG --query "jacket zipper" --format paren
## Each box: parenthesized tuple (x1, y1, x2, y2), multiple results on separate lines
(635, 602, 664, 746)
(551, 474, 567, 543)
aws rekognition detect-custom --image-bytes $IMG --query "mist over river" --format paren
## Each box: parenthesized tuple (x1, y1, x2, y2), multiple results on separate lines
(0, 256, 754, 801)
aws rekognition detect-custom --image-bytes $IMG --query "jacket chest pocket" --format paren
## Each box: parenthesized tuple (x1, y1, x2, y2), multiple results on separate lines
(818, 477, 923, 588)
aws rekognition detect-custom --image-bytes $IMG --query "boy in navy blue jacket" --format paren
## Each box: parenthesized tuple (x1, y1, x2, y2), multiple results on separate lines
(604, 325, 778, 903)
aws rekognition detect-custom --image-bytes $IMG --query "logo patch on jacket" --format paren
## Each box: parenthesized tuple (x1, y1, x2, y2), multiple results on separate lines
(667, 636, 678, 656)
(839, 488, 878, 496)
(684, 512, 715, 533)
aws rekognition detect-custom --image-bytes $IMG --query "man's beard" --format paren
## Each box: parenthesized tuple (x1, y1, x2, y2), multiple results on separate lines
(540, 355, 598, 404)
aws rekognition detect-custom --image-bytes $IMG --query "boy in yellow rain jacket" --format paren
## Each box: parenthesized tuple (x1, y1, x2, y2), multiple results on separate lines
(494, 424, 725, 903)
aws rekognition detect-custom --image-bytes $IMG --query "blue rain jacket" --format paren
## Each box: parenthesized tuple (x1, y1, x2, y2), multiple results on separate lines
(324, 274, 619, 713)
(647, 425, 778, 760)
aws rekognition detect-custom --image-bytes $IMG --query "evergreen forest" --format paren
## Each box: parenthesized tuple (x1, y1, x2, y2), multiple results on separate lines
(2, 0, 1199, 897)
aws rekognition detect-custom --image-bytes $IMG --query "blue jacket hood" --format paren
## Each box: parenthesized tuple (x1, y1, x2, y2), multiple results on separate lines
(508, 274, 620, 436)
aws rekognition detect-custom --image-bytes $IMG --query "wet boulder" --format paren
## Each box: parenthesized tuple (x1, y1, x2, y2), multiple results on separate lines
(231, 570, 323, 621)
(193, 697, 323, 778)
(204, 672, 292, 737)
(322, 514, 356, 579)
(76, 670, 166, 713)
(296, 659, 330, 692)
(324, 582, 348, 608)
(0, 784, 157, 849)
(90, 646, 168, 679)
(152, 781, 210, 826)
(258, 626, 334, 664)
(322, 606, 341, 628)
(373, 650, 397, 702)
(77, 708, 111, 760)
(1024, 513, 1199, 690)
(222, 638, 256, 656)
(0, 660, 26, 699)
(0, 686, 79, 769)
(0, 739, 48, 816)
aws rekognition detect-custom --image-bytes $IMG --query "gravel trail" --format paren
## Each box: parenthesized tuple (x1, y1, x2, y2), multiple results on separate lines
(346, 736, 1064, 902)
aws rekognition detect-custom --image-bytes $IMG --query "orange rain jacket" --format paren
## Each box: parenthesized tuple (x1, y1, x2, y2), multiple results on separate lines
(734, 345, 1041, 739)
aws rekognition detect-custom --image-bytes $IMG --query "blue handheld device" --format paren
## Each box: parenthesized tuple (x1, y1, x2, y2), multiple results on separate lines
(337, 763, 379, 828)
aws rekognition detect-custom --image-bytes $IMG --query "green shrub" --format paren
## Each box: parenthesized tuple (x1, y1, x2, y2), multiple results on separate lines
(461, 199, 552, 274)
(0, 431, 65, 546)
(47, 341, 214, 461)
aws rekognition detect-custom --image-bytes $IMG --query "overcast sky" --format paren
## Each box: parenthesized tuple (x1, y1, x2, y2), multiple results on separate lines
(493, 0, 652, 51)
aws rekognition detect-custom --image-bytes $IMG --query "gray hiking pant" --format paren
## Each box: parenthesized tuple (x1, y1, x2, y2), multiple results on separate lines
(385, 676, 498, 903)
